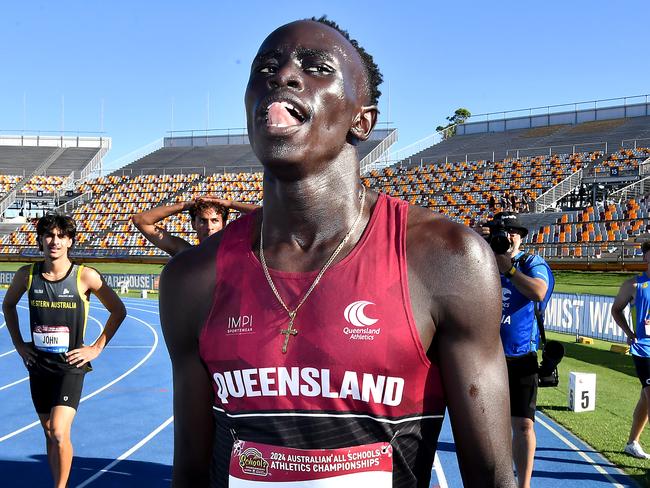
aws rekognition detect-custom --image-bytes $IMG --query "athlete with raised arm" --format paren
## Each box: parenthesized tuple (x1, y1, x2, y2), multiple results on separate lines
(131, 196, 258, 256)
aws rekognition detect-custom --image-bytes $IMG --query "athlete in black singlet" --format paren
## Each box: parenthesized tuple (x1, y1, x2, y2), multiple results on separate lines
(3, 214, 126, 488)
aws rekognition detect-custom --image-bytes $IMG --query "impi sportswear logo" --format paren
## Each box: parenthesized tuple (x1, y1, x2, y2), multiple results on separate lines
(343, 301, 380, 341)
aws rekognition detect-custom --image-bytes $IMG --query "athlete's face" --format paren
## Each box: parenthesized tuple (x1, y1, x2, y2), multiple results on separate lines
(40, 228, 73, 259)
(192, 209, 223, 243)
(245, 20, 372, 171)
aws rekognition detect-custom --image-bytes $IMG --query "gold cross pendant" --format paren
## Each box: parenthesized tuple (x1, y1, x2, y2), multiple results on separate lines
(280, 311, 299, 354)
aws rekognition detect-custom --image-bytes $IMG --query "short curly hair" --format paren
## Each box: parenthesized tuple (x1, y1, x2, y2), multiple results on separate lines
(189, 200, 229, 223)
(309, 16, 383, 106)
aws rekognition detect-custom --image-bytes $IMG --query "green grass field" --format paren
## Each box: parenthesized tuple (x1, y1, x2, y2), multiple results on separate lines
(0, 260, 647, 482)
(553, 270, 637, 297)
(0, 261, 164, 275)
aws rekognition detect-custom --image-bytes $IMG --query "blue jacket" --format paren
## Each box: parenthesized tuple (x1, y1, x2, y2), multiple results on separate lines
(500, 252, 553, 357)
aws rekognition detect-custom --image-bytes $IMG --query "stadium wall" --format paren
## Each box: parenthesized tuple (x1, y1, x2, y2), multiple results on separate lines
(457, 101, 650, 135)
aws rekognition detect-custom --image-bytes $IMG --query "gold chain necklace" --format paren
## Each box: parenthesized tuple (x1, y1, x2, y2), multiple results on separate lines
(259, 186, 367, 353)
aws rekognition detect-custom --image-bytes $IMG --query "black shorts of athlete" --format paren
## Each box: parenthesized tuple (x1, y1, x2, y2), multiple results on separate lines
(632, 355, 650, 389)
(29, 372, 85, 414)
(506, 353, 538, 421)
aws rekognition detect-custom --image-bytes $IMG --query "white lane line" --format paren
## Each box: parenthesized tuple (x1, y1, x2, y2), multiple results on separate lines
(74, 415, 174, 488)
(121, 305, 160, 314)
(0, 349, 16, 358)
(85, 312, 106, 344)
(0, 304, 29, 355)
(432, 452, 448, 488)
(0, 313, 158, 442)
(536, 414, 625, 487)
(0, 376, 28, 391)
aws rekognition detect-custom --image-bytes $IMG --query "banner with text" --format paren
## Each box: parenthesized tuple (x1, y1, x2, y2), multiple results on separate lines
(0, 272, 160, 290)
(544, 292, 631, 344)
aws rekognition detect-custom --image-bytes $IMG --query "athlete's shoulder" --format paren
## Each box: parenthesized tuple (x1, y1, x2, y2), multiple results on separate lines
(16, 263, 33, 276)
(79, 264, 101, 281)
(14, 264, 33, 285)
(406, 204, 489, 259)
(76, 265, 104, 292)
(162, 227, 225, 284)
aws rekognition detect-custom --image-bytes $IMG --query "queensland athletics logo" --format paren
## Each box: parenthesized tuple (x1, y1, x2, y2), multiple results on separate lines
(343, 301, 380, 341)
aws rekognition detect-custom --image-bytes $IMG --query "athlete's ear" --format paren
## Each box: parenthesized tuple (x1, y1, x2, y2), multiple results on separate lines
(349, 105, 378, 142)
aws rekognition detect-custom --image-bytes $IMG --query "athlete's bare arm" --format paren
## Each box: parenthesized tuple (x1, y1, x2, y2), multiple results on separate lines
(160, 235, 221, 486)
(612, 278, 636, 343)
(407, 207, 515, 487)
(200, 196, 259, 215)
(65, 267, 127, 368)
(2, 266, 37, 366)
(131, 202, 194, 256)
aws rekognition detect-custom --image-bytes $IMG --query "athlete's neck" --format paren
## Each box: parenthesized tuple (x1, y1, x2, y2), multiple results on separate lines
(259, 158, 369, 272)
(41, 256, 73, 279)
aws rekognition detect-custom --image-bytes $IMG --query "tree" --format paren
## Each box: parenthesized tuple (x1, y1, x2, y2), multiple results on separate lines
(436, 108, 471, 140)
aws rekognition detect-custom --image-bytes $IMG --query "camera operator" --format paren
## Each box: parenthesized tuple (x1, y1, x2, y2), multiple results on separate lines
(485, 212, 553, 488)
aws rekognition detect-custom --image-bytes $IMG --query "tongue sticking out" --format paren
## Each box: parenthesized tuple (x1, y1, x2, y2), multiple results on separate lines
(267, 102, 301, 127)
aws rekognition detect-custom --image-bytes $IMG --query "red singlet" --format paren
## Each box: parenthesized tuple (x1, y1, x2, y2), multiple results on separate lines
(200, 193, 445, 488)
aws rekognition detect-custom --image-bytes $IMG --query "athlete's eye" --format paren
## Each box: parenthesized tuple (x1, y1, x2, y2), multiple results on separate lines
(304, 64, 333, 74)
(258, 65, 277, 74)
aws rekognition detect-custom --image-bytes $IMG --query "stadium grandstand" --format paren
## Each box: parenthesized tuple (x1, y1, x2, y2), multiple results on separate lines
(0, 95, 648, 268)
(0, 127, 395, 259)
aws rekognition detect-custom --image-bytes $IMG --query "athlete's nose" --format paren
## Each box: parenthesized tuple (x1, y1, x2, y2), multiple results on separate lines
(268, 63, 303, 91)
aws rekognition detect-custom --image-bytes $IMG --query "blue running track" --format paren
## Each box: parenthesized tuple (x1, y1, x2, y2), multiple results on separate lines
(0, 293, 637, 487)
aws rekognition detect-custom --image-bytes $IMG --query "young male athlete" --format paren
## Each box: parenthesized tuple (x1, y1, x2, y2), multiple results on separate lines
(2, 214, 126, 488)
(612, 241, 650, 459)
(131, 196, 258, 256)
(161, 18, 515, 487)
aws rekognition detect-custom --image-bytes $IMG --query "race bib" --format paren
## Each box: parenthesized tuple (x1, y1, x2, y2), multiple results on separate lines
(645, 318, 650, 336)
(228, 440, 393, 487)
(33, 325, 70, 353)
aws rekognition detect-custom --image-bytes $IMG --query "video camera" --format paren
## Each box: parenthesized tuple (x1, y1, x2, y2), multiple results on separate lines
(484, 212, 529, 254)
(485, 219, 511, 254)
(537, 340, 565, 387)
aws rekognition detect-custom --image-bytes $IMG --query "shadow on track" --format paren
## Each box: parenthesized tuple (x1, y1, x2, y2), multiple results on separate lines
(0, 455, 171, 488)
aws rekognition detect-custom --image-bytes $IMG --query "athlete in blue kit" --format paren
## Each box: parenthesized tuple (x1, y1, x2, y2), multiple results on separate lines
(3, 214, 126, 488)
(612, 240, 650, 459)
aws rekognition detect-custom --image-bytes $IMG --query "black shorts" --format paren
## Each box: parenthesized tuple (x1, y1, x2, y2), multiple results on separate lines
(632, 355, 650, 388)
(29, 372, 85, 414)
(506, 353, 538, 421)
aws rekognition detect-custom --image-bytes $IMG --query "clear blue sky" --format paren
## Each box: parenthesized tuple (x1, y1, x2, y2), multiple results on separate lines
(1, 0, 648, 169)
